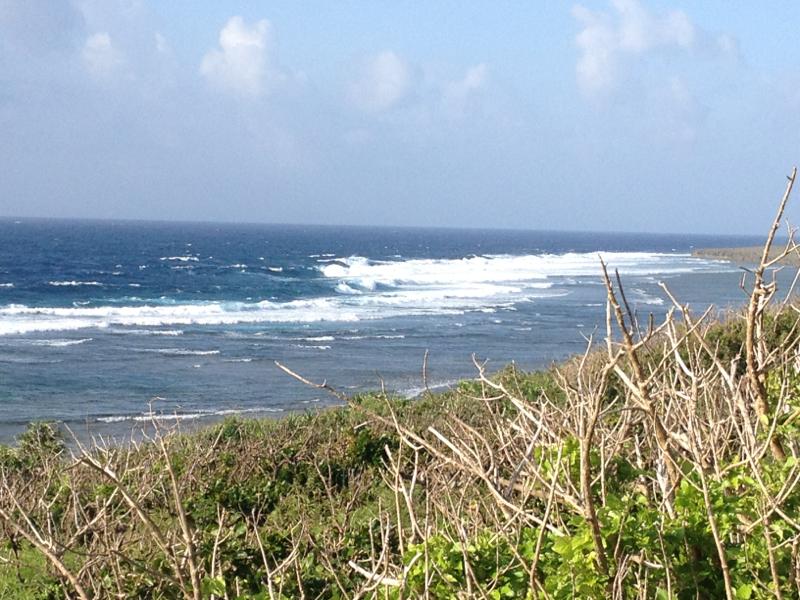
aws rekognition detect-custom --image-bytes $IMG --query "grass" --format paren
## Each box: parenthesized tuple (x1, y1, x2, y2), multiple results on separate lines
(0, 375, 558, 598)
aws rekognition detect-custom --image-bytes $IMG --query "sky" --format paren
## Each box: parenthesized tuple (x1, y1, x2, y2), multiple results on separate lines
(1, 1, 800, 234)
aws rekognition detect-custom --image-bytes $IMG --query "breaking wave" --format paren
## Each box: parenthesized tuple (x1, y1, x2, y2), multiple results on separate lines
(320, 252, 729, 289)
(28, 338, 93, 347)
(0, 252, 732, 336)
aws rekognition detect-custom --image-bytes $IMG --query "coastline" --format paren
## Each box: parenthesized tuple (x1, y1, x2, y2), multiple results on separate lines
(692, 245, 800, 266)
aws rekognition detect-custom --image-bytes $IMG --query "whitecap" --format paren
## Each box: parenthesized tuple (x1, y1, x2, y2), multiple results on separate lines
(336, 282, 362, 294)
(160, 256, 198, 262)
(135, 348, 220, 356)
(49, 281, 103, 287)
(28, 338, 93, 347)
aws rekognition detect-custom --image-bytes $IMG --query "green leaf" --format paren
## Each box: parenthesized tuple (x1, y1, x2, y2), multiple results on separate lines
(201, 575, 226, 597)
(735, 584, 753, 599)
(552, 536, 571, 554)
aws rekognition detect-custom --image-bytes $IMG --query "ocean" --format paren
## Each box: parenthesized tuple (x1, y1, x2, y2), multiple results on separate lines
(0, 218, 765, 442)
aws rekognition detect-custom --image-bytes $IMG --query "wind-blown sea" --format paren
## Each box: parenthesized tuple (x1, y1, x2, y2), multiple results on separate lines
(0, 218, 764, 442)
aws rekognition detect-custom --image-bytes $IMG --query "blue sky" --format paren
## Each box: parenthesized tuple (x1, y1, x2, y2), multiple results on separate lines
(1, 1, 799, 234)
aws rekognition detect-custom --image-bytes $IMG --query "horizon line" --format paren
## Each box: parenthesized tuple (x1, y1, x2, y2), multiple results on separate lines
(0, 214, 769, 241)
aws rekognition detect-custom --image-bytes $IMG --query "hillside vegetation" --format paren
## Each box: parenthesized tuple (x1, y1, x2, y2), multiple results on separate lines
(3, 169, 800, 599)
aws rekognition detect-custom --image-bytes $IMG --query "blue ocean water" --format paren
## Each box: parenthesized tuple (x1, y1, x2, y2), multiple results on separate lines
(0, 218, 765, 442)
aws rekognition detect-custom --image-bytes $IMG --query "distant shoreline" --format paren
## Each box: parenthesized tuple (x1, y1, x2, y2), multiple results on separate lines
(692, 246, 800, 266)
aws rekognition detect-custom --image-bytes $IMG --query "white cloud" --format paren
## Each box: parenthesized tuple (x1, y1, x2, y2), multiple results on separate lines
(441, 63, 488, 119)
(350, 51, 412, 112)
(200, 16, 277, 98)
(572, 0, 698, 98)
(82, 32, 123, 76)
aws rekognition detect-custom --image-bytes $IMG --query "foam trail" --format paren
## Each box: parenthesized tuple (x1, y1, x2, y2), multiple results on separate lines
(108, 328, 184, 336)
(97, 407, 282, 423)
(28, 338, 93, 347)
(49, 281, 103, 287)
(135, 348, 220, 356)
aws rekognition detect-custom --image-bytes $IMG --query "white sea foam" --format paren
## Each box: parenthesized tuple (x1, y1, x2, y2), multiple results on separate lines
(135, 348, 220, 356)
(0, 252, 735, 336)
(28, 338, 93, 347)
(49, 280, 103, 287)
(97, 407, 282, 423)
(0, 295, 455, 334)
(631, 288, 666, 306)
(267, 266, 283, 272)
(343, 334, 405, 340)
(160, 256, 198, 262)
(302, 336, 335, 342)
(319, 252, 731, 314)
(336, 282, 362, 294)
(0, 283, 14, 288)
(321, 252, 728, 289)
(400, 378, 465, 398)
(109, 328, 184, 336)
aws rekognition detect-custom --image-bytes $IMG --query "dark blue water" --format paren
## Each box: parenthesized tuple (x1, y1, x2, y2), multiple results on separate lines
(0, 218, 765, 442)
